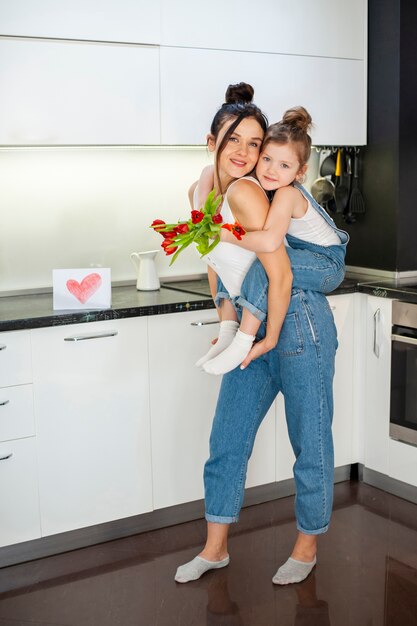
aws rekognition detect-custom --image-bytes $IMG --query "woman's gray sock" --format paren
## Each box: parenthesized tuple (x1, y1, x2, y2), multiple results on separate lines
(272, 556, 317, 585)
(175, 555, 230, 583)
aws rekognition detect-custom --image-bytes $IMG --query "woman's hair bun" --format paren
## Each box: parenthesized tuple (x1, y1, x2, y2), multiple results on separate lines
(282, 106, 312, 133)
(225, 82, 254, 105)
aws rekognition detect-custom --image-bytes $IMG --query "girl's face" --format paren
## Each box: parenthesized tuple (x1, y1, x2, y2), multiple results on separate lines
(208, 117, 264, 187)
(256, 142, 307, 192)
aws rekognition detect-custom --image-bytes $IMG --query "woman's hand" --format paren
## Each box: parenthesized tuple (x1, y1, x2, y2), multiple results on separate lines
(240, 335, 278, 369)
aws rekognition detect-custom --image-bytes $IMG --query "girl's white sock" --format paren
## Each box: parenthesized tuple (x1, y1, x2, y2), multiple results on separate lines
(175, 555, 230, 583)
(202, 330, 255, 375)
(195, 320, 239, 368)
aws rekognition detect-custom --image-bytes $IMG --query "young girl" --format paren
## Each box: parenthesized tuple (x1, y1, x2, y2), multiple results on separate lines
(195, 107, 347, 375)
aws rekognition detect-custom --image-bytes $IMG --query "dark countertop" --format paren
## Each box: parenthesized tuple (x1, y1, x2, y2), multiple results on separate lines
(1, 274, 416, 332)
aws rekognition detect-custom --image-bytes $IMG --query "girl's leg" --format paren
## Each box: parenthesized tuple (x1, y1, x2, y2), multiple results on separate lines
(176, 349, 281, 582)
(202, 306, 260, 375)
(196, 298, 239, 368)
(203, 262, 267, 375)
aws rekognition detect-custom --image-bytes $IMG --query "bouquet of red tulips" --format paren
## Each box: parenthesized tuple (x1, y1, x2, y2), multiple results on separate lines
(150, 190, 246, 265)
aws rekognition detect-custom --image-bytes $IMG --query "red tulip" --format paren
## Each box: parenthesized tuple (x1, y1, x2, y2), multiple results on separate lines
(212, 214, 223, 224)
(176, 223, 190, 234)
(191, 210, 204, 224)
(151, 219, 166, 231)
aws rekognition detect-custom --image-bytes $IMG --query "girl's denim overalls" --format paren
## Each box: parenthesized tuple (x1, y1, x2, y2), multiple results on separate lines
(204, 183, 349, 534)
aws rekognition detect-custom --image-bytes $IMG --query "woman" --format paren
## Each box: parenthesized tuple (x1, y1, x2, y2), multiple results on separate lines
(176, 83, 341, 585)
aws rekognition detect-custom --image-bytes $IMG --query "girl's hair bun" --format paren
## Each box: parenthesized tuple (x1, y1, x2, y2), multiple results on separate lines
(282, 106, 312, 133)
(225, 82, 254, 105)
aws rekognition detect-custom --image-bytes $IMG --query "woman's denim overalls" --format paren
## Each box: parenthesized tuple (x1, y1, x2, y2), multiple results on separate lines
(204, 183, 349, 534)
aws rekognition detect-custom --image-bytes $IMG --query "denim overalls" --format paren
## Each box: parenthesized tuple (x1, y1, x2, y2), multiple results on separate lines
(204, 183, 349, 534)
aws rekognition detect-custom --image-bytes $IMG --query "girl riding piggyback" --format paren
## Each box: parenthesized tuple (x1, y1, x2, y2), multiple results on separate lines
(196, 105, 348, 375)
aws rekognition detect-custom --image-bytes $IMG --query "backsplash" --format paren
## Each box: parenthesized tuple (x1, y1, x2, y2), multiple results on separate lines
(0, 147, 319, 294)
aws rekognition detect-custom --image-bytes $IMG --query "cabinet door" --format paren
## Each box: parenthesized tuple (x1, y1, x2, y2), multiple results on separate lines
(160, 47, 366, 146)
(328, 294, 355, 467)
(161, 0, 366, 60)
(364, 296, 392, 475)
(0, 330, 32, 388)
(148, 310, 276, 510)
(0, 437, 41, 547)
(0, 39, 160, 145)
(32, 318, 152, 536)
(0, 0, 160, 44)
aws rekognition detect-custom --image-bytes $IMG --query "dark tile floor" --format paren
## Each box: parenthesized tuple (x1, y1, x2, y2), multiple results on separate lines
(1, 481, 417, 626)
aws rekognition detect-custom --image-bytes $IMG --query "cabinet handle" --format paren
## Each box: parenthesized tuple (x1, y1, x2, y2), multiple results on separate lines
(64, 330, 118, 342)
(0, 452, 13, 461)
(190, 320, 220, 326)
(392, 334, 417, 346)
(0, 400, 10, 407)
(373, 308, 380, 358)
(0, 344, 6, 351)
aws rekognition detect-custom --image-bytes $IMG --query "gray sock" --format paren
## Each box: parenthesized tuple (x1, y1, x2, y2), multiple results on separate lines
(175, 555, 230, 583)
(272, 556, 317, 585)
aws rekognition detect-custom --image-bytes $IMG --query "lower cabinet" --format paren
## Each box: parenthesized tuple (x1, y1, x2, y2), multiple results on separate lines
(0, 437, 41, 547)
(328, 294, 356, 468)
(364, 296, 392, 475)
(32, 318, 153, 536)
(148, 310, 276, 510)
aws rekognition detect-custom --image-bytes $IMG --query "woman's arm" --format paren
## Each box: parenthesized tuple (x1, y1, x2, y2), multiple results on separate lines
(222, 185, 298, 253)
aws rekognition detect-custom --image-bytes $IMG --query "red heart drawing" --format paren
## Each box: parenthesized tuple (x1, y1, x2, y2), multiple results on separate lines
(66, 273, 102, 304)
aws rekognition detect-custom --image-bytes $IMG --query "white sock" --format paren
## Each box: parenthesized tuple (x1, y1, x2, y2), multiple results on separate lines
(175, 555, 230, 583)
(272, 556, 317, 585)
(195, 320, 239, 368)
(202, 330, 255, 375)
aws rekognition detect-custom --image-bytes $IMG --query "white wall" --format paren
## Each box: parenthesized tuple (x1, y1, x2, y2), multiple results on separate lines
(0, 148, 213, 293)
(0, 147, 319, 294)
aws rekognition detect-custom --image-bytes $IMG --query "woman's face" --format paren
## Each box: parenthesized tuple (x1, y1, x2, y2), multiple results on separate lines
(255, 141, 305, 192)
(208, 117, 264, 187)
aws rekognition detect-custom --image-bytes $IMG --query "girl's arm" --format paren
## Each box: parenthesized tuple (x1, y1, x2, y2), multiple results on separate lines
(228, 181, 292, 355)
(222, 185, 298, 253)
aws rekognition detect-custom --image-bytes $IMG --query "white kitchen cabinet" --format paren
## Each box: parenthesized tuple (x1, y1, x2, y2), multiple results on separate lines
(0, 385, 35, 443)
(0, 0, 161, 45)
(0, 330, 32, 388)
(160, 47, 366, 146)
(0, 437, 41, 547)
(329, 294, 355, 467)
(0, 39, 160, 145)
(364, 296, 392, 475)
(31, 318, 152, 536)
(161, 0, 366, 60)
(389, 439, 417, 488)
(148, 310, 276, 510)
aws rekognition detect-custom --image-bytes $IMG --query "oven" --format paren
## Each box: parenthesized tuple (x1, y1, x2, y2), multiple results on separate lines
(390, 300, 417, 447)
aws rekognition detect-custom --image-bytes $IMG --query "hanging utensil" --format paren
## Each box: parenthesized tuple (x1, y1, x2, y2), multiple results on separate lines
(343, 153, 356, 224)
(311, 177, 336, 205)
(335, 148, 350, 214)
(349, 150, 365, 214)
(320, 151, 337, 177)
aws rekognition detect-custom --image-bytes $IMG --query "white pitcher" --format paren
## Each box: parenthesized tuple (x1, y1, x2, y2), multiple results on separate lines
(130, 250, 160, 291)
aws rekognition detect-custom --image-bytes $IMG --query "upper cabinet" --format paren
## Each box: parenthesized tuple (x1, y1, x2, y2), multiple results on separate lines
(160, 47, 366, 146)
(0, 1, 367, 145)
(0, 0, 161, 44)
(161, 0, 366, 60)
(0, 39, 160, 145)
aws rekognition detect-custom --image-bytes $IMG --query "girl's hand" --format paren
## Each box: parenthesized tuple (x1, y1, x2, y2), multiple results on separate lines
(220, 228, 235, 244)
(240, 336, 278, 369)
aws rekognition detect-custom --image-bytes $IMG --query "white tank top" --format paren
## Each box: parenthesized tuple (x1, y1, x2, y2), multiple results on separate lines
(288, 195, 340, 246)
(193, 177, 261, 298)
